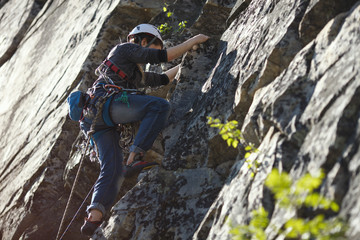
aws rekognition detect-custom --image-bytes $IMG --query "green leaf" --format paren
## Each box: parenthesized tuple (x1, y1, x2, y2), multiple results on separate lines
(229, 226, 240, 235)
(210, 123, 220, 128)
(227, 138, 233, 146)
(178, 21, 187, 27)
(330, 202, 339, 212)
(231, 120, 239, 125)
(245, 145, 252, 151)
(254, 230, 266, 240)
(265, 169, 292, 205)
(222, 133, 229, 140)
(167, 11, 173, 17)
(228, 121, 238, 129)
(295, 173, 323, 194)
(285, 218, 306, 238)
(304, 193, 322, 208)
(319, 197, 333, 210)
(219, 128, 227, 135)
(308, 214, 325, 235)
(244, 152, 251, 159)
(163, 7, 167, 12)
(250, 207, 269, 229)
(235, 129, 242, 135)
(265, 169, 292, 189)
(232, 139, 239, 148)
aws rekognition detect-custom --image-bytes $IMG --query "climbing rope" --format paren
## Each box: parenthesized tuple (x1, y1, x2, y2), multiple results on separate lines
(55, 136, 92, 240)
(57, 181, 95, 240)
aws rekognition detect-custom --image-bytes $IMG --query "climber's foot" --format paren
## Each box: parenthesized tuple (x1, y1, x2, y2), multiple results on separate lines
(123, 161, 159, 178)
(80, 218, 102, 237)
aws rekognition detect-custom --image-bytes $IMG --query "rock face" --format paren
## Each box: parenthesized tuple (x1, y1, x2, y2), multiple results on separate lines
(0, 0, 359, 240)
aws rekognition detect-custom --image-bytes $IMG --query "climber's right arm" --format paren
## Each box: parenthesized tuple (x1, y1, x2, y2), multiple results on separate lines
(166, 34, 209, 62)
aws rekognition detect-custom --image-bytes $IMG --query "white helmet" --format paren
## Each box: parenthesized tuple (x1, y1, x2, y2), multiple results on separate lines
(127, 23, 163, 47)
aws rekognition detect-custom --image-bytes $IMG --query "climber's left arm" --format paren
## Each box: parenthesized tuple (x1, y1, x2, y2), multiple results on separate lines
(165, 64, 180, 83)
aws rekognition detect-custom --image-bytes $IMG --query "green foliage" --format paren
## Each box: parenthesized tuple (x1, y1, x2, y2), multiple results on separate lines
(207, 118, 346, 239)
(244, 144, 257, 159)
(265, 169, 346, 239)
(244, 143, 260, 178)
(284, 215, 346, 240)
(158, 4, 188, 35)
(207, 116, 261, 178)
(158, 22, 173, 35)
(207, 116, 347, 239)
(229, 169, 347, 240)
(230, 207, 269, 240)
(265, 169, 292, 207)
(207, 116, 242, 148)
(265, 169, 340, 211)
(178, 20, 188, 33)
(163, 6, 173, 17)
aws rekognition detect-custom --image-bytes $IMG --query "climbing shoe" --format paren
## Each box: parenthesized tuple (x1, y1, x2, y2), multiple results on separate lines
(80, 218, 102, 237)
(123, 161, 159, 178)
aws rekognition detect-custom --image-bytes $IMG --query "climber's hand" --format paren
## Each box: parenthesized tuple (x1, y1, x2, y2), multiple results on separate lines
(193, 34, 210, 45)
(191, 34, 209, 50)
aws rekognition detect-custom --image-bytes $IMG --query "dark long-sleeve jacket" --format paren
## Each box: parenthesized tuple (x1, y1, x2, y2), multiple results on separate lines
(94, 43, 169, 89)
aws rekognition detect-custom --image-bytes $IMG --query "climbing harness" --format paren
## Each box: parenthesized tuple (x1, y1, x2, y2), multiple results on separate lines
(104, 60, 129, 81)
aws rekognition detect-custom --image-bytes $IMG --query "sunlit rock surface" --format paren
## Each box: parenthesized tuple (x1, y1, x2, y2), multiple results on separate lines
(0, 0, 359, 239)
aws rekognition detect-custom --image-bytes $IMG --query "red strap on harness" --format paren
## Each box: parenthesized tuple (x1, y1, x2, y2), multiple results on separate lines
(104, 60, 128, 80)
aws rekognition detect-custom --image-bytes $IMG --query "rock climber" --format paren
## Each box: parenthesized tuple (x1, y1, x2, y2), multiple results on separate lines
(79, 23, 209, 236)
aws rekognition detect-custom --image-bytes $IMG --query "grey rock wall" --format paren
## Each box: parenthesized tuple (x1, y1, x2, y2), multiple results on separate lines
(0, 0, 359, 239)
(0, 0, 167, 239)
(196, 2, 360, 239)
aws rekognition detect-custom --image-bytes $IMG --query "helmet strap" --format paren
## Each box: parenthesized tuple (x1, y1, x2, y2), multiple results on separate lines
(144, 36, 157, 48)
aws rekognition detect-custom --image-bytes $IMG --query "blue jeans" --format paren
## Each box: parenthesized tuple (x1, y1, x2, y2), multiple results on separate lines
(84, 92, 170, 216)
(110, 93, 171, 153)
